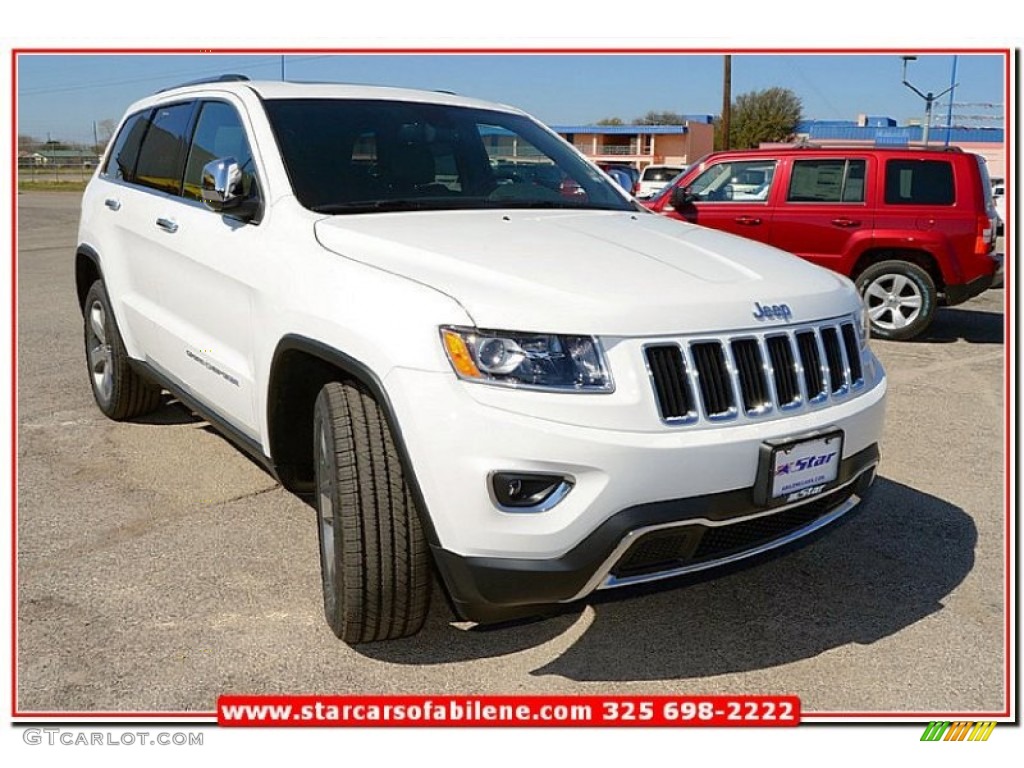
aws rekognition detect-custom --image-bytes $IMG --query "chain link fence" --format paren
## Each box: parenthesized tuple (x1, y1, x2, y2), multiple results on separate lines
(18, 142, 102, 185)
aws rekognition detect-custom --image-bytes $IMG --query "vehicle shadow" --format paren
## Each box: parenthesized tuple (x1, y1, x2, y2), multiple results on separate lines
(130, 395, 203, 425)
(355, 478, 976, 679)
(916, 306, 1003, 345)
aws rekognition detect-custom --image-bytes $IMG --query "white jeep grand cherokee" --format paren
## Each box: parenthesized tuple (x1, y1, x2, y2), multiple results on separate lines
(77, 76, 887, 643)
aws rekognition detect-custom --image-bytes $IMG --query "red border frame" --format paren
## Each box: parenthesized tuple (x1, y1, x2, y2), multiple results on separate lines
(9, 46, 1014, 722)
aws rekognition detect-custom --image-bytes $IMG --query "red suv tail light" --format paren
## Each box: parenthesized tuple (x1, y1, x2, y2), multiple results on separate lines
(974, 214, 994, 256)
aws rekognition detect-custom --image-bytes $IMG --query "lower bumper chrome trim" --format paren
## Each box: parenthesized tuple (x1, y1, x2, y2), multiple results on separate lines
(567, 464, 875, 601)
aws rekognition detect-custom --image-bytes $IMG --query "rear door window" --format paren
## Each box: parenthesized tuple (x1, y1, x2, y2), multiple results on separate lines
(134, 102, 196, 196)
(884, 159, 954, 205)
(788, 159, 867, 203)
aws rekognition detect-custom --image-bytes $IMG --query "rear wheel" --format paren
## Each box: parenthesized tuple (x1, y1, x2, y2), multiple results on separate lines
(83, 280, 162, 419)
(855, 261, 937, 341)
(313, 380, 432, 643)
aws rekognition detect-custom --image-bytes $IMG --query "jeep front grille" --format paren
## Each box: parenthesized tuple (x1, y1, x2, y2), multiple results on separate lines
(644, 318, 865, 425)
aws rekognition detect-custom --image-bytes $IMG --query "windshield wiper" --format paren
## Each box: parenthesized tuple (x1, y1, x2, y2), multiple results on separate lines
(487, 200, 629, 212)
(310, 199, 430, 214)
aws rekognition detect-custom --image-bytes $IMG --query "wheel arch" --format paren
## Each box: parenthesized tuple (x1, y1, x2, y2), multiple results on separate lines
(851, 247, 945, 292)
(75, 245, 103, 313)
(265, 334, 442, 547)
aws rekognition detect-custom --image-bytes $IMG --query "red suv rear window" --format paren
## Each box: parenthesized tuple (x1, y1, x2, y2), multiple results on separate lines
(884, 159, 955, 205)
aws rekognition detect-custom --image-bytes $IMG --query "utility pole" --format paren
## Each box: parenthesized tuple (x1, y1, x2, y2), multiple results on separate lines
(900, 55, 956, 147)
(944, 55, 959, 147)
(281, 55, 285, 81)
(721, 55, 732, 150)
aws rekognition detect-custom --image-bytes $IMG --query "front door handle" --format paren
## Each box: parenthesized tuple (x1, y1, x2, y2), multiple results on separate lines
(155, 217, 179, 234)
(734, 216, 762, 226)
(831, 217, 861, 228)
(104, 198, 121, 211)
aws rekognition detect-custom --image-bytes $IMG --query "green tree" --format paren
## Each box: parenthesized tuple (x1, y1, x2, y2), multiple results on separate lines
(729, 87, 803, 148)
(596, 117, 624, 125)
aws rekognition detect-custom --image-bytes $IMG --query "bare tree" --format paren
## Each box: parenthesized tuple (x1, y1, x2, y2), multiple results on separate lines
(95, 119, 118, 152)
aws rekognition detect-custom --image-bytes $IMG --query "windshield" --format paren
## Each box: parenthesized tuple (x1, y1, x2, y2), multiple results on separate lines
(263, 99, 633, 214)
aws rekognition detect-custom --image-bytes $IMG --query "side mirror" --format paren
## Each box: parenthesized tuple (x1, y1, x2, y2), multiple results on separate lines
(201, 157, 260, 222)
(201, 157, 243, 211)
(670, 185, 695, 209)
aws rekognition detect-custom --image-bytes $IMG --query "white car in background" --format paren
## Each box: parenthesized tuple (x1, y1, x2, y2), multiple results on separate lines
(991, 177, 1005, 235)
(636, 164, 684, 198)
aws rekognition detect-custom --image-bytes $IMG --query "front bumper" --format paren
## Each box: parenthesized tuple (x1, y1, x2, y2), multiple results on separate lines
(384, 358, 886, 623)
(432, 446, 878, 623)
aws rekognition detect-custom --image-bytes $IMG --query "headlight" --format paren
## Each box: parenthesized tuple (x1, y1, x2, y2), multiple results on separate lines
(440, 326, 613, 392)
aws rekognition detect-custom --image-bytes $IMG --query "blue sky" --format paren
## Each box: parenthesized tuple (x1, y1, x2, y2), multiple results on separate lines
(16, 52, 1005, 144)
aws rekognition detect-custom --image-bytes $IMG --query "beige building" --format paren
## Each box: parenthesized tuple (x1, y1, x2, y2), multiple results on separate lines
(553, 119, 715, 170)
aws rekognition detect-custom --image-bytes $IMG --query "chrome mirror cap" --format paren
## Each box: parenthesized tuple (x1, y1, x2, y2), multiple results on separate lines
(201, 157, 243, 211)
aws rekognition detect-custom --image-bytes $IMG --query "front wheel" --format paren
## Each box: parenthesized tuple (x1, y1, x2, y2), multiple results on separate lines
(313, 381, 432, 643)
(855, 261, 937, 341)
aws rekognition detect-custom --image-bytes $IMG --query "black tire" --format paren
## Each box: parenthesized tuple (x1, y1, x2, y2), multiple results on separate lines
(855, 260, 937, 341)
(313, 380, 432, 643)
(83, 280, 162, 420)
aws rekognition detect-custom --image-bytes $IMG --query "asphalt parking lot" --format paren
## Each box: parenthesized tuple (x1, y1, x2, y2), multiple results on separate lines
(15, 190, 1008, 715)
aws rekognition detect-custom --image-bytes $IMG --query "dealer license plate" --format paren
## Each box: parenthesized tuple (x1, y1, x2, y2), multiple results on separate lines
(770, 433, 843, 501)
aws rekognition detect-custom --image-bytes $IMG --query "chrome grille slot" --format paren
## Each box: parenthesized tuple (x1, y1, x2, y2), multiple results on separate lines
(644, 315, 869, 426)
(644, 345, 695, 421)
(690, 342, 735, 418)
(796, 330, 825, 400)
(731, 338, 770, 413)
(766, 335, 800, 406)
(821, 326, 846, 394)
(841, 323, 863, 385)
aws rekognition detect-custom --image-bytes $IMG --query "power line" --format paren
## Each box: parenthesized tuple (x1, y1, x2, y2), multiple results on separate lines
(18, 55, 335, 96)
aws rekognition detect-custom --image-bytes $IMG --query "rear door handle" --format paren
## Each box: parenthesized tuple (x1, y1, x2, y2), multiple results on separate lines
(734, 216, 762, 226)
(104, 198, 121, 211)
(831, 218, 861, 228)
(155, 217, 179, 234)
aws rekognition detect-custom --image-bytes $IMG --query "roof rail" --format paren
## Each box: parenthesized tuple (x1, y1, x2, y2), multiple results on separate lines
(156, 74, 250, 93)
(786, 140, 965, 152)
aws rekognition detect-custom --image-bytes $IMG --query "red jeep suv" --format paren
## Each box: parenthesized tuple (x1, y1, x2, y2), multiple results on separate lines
(646, 146, 1000, 340)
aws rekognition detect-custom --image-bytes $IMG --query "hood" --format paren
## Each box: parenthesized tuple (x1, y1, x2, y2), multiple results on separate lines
(314, 209, 859, 336)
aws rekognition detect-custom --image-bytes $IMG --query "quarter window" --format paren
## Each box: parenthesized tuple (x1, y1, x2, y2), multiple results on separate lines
(788, 159, 867, 203)
(102, 111, 149, 183)
(885, 159, 955, 205)
(133, 102, 195, 196)
(183, 102, 257, 202)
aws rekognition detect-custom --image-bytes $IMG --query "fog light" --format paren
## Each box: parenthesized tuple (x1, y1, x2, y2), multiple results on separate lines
(491, 472, 573, 512)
